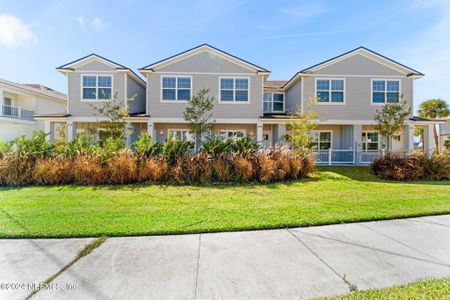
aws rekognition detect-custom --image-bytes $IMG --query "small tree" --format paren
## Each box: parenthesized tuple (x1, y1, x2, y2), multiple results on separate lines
(88, 92, 136, 144)
(286, 97, 318, 154)
(374, 101, 411, 152)
(183, 89, 214, 152)
(418, 98, 449, 153)
(444, 139, 450, 150)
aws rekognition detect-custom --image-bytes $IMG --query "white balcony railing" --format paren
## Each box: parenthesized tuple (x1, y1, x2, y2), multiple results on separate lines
(2, 105, 22, 118)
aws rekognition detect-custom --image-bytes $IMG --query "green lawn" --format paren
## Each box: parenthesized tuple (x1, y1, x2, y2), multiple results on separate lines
(0, 166, 449, 238)
(327, 278, 450, 299)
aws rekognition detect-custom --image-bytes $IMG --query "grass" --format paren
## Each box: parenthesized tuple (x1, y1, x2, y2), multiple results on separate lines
(0, 166, 449, 238)
(327, 278, 450, 299)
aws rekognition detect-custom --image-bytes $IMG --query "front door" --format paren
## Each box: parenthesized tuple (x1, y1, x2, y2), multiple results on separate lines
(262, 130, 272, 148)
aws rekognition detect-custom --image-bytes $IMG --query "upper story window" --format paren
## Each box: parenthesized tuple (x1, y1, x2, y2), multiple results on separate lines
(372, 80, 400, 104)
(310, 131, 332, 150)
(162, 76, 191, 101)
(220, 77, 249, 103)
(316, 79, 344, 103)
(263, 93, 285, 113)
(82, 75, 112, 101)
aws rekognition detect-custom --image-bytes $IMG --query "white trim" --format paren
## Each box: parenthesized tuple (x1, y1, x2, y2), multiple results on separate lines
(307, 74, 405, 78)
(218, 76, 251, 104)
(62, 55, 121, 70)
(314, 78, 346, 105)
(300, 78, 304, 111)
(149, 117, 260, 124)
(304, 49, 419, 76)
(80, 74, 114, 102)
(149, 71, 257, 76)
(160, 75, 192, 103)
(124, 74, 128, 111)
(141, 45, 267, 73)
(370, 78, 401, 105)
(167, 128, 193, 141)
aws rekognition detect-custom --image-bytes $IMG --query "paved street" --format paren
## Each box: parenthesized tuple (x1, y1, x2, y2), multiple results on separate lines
(1, 215, 449, 300)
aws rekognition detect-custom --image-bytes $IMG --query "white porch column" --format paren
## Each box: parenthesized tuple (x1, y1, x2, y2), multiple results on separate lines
(0, 88, 4, 114)
(353, 124, 362, 164)
(147, 122, 154, 140)
(423, 124, 435, 155)
(67, 121, 76, 142)
(125, 122, 132, 146)
(404, 125, 415, 154)
(276, 124, 286, 144)
(256, 123, 263, 143)
(44, 121, 51, 142)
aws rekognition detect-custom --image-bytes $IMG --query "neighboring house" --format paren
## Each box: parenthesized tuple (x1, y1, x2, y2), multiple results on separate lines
(439, 117, 450, 150)
(0, 79, 66, 141)
(40, 44, 440, 164)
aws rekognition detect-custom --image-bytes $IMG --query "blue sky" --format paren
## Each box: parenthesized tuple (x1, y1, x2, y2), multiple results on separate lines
(0, 0, 449, 112)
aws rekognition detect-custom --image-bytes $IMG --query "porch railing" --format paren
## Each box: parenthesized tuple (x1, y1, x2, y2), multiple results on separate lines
(2, 105, 21, 118)
(313, 149, 386, 165)
(313, 149, 355, 165)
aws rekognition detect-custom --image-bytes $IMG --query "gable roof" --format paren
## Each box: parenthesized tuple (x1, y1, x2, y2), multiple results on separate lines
(139, 44, 270, 74)
(264, 80, 287, 90)
(0, 78, 67, 102)
(283, 46, 424, 90)
(56, 53, 146, 86)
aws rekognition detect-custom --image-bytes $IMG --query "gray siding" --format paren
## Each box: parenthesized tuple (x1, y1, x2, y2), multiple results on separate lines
(286, 54, 414, 121)
(67, 62, 126, 117)
(127, 76, 146, 114)
(301, 76, 413, 121)
(156, 51, 252, 73)
(314, 54, 404, 76)
(285, 81, 301, 113)
(147, 52, 264, 119)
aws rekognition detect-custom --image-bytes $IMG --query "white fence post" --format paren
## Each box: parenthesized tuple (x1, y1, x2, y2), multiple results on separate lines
(328, 148, 332, 165)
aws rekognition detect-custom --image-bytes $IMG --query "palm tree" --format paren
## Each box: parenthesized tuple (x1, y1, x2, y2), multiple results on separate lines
(418, 99, 449, 153)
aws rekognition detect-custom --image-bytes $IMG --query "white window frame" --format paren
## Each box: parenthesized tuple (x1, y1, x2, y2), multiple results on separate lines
(314, 78, 345, 105)
(81, 74, 113, 102)
(362, 131, 380, 151)
(219, 129, 247, 139)
(167, 129, 193, 141)
(160, 75, 193, 103)
(310, 130, 333, 150)
(263, 92, 285, 113)
(370, 79, 401, 105)
(218, 76, 251, 104)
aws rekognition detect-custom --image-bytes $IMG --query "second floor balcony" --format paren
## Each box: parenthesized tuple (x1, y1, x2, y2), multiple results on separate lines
(1, 105, 34, 121)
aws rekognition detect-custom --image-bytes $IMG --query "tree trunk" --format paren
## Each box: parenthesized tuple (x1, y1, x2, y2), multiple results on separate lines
(386, 136, 391, 154)
(433, 124, 439, 154)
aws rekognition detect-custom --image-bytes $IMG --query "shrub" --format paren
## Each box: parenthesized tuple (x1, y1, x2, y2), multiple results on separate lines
(161, 136, 193, 164)
(0, 155, 33, 186)
(32, 157, 74, 185)
(298, 154, 315, 178)
(200, 138, 233, 157)
(133, 134, 161, 158)
(256, 155, 276, 183)
(0, 140, 13, 158)
(59, 134, 100, 158)
(370, 151, 450, 181)
(14, 131, 53, 160)
(107, 151, 137, 184)
(232, 154, 254, 182)
(211, 156, 233, 182)
(170, 154, 213, 184)
(73, 155, 107, 185)
(231, 136, 260, 159)
(138, 157, 169, 183)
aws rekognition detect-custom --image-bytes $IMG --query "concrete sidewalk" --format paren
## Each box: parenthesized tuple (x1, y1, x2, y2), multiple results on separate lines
(1, 215, 449, 300)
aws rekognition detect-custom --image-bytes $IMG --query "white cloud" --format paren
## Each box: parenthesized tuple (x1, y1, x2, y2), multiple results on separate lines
(76, 16, 85, 28)
(0, 14, 37, 47)
(279, 2, 329, 18)
(91, 17, 109, 31)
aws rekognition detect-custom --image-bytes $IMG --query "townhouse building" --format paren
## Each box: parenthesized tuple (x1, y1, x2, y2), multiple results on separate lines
(35, 44, 439, 164)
